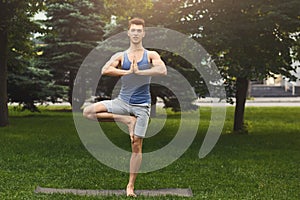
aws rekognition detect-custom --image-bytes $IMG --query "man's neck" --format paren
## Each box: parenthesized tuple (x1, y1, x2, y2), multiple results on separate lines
(128, 43, 144, 52)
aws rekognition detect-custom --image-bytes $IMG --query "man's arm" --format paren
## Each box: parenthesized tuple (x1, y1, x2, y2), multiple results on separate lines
(102, 52, 133, 76)
(133, 51, 167, 76)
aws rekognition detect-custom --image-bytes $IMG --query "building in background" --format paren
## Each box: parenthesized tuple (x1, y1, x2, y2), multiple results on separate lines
(250, 61, 300, 97)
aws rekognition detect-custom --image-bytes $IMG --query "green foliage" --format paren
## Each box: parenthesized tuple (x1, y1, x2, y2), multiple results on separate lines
(103, 0, 153, 25)
(1, 0, 66, 112)
(0, 0, 46, 125)
(168, 0, 300, 131)
(179, 0, 300, 81)
(0, 106, 299, 199)
(102, 0, 154, 38)
(6, 14, 66, 112)
(148, 0, 182, 28)
(8, 65, 66, 112)
(38, 0, 106, 103)
(0, 0, 45, 50)
(0, 0, 44, 26)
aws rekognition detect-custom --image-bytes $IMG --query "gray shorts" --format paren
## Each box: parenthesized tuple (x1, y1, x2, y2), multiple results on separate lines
(100, 98, 150, 138)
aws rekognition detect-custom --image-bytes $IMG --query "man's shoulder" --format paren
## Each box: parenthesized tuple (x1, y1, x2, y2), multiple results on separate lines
(112, 51, 126, 60)
(147, 50, 160, 57)
(147, 50, 157, 54)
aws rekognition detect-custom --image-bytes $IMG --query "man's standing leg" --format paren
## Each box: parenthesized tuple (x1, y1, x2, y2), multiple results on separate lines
(126, 106, 149, 197)
(127, 136, 143, 197)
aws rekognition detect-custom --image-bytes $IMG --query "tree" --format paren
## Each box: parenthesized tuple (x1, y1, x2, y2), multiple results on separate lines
(178, 0, 300, 132)
(39, 0, 105, 106)
(0, 0, 44, 127)
(6, 12, 65, 112)
(145, 1, 208, 113)
(8, 61, 65, 112)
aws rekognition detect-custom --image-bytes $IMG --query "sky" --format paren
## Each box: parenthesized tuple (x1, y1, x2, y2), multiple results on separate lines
(34, 11, 47, 20)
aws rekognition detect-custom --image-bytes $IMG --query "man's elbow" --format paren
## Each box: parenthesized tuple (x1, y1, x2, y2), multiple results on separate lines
(101, 68, 110, 76)
(161, 68, 167, 76)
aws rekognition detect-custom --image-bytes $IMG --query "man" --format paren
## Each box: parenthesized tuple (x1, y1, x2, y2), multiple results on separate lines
(83, 17, 167, 197)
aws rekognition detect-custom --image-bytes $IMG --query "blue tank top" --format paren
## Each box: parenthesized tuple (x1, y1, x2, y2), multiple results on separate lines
(119, 50, 151, 105)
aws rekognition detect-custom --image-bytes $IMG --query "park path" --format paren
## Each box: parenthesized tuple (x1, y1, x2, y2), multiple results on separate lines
(193, 97, 300, 107)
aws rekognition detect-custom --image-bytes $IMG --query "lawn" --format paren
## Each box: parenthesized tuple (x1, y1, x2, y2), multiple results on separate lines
(0, 106, 299, 199)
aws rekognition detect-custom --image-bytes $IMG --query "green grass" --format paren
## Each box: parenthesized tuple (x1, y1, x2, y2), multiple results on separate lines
(0, 106, 299, 199)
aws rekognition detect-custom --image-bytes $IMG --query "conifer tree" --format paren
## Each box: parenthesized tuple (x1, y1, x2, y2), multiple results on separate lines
(39, 0, 105, 105)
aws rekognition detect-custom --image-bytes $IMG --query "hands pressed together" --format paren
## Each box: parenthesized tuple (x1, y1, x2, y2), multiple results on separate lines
(129, 56, 140, 75)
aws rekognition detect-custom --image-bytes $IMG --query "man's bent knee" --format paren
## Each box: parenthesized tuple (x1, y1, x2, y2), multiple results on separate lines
(83, 105, 94, 119)
(82, 107, 89, 118)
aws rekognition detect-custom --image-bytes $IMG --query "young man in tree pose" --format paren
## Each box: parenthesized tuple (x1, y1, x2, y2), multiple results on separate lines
(83, 17, 167, 197)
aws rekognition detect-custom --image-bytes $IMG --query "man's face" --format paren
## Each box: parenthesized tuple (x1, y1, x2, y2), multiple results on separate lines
(128, 24, 145, 44)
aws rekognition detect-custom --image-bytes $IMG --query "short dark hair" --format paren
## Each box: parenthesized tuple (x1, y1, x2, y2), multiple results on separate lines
(128, 17, 145, 29)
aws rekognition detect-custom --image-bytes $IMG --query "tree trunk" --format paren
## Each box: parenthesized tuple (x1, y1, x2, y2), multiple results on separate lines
(233, 77, 249, 133)
(72, 73, 86, 112)
(0, 29, 9, 127)
(150, 94, 157, 117)
(68, 70, 75, 105)
(69, 69, 83, 111)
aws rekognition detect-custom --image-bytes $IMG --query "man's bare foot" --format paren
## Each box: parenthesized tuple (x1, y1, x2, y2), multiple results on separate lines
(126, 184, 137, 197)
(127, 116, 137, 143)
